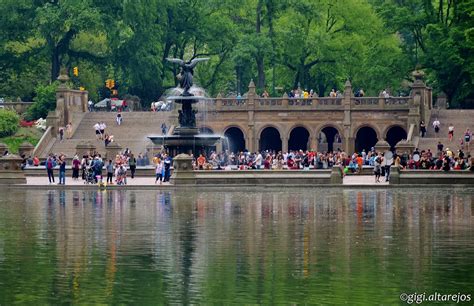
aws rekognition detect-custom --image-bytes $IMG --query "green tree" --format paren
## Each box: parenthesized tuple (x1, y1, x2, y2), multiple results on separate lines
(0, 109, 20, 138)
(25, 83, 58, 121)
(373, 0, 474, 107)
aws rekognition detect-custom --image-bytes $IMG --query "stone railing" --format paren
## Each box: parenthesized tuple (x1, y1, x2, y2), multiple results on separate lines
(212, 93, 410, 111)
(351, 97, 410, 109)
(256, 98, 283, 106)
(317, 97, 343, 106)
(220, 98, 247, 107)
(32, 126, 53, 157)
(384, 97, 410, 106)
(0, 101, 34, 114)
(352, 97, 380, 106)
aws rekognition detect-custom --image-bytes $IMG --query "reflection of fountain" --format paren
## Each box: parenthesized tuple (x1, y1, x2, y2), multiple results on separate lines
(148, 58, 222, 156)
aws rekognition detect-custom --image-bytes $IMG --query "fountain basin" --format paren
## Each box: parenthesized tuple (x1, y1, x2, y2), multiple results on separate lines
(148, 134, 222, 155)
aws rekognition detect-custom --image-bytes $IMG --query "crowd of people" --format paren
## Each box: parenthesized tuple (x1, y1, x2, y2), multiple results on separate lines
(15, 143, 474, 185)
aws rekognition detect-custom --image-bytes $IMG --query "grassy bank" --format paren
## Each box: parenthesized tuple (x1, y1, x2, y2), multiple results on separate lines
(0, 127, 43, 154)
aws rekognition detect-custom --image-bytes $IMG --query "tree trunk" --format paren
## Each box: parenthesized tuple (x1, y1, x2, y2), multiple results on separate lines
(51, 46, 61, 82)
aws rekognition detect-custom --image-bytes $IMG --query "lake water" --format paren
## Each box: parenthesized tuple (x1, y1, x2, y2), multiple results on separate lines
(0, 188, 473, 304)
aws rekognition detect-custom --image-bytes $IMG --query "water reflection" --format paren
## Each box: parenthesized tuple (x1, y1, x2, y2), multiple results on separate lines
(0, 188, 473, 304)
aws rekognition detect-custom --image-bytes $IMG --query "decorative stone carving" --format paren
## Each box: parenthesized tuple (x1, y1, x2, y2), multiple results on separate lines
(170, 153, 196, 185)
(0, 154, 26, 184)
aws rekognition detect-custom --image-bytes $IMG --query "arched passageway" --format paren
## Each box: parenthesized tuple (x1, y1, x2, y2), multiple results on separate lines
(224, 127, 246, 153)
(259, 127, 282, 152)
(288, 127, 310, 151)
(355, 126, 378, 153)
(386, 126, 407, 150)
(320, 126, 341, 152)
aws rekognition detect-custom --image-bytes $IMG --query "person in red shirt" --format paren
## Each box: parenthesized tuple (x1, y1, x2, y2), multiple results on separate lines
(356, 154, 363, 174)
(197, 154, 206, 170)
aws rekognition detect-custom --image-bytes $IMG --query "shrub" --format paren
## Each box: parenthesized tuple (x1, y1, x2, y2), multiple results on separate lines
(25, 82, 58, 121)
(0, 109, 20, 137)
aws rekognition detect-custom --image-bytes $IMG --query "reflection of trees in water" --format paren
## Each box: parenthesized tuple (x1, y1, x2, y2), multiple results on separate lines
(0, 189, 473, 303)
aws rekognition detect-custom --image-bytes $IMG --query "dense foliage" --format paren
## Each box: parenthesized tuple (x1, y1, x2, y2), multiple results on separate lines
(25, 83, 58, 121)
(0, 0, 472, 107)
(0, 109, 20, 138)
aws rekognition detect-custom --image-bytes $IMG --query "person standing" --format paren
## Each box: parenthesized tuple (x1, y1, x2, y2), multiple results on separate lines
(161, 123, 167, 135)
(420, 121, 426, 138)
(255, 152, 263, 169)
(116, 112, 122, 125)
(106, 160, 114, 184)
(59, 127, 65, 142)
(94, 122, 101, 140)
(448, 123, 454, 142)
(88, 100, 93, 112)
(46, 155, 56, 184)
(72, 155, 80, 180)
(464, 128, 472, 151)
(163, 155, 171, 182)
(58, 156, 66, 185)
(432, 118, 440, 134)
(155, 158, 163, 184)
(374, 155, 382, 183)
(99, 122, 106, 140)
(128, 154, 137, 178)
(66, 122, 72, 139)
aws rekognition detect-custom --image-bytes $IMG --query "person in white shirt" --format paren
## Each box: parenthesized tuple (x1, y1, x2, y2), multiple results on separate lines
(99, 122, 106, 140)
(448, 123, 454, 142)
(255, 152, 263, 169)
(432, 118, 440, 134)
(94, 122, 101, 140)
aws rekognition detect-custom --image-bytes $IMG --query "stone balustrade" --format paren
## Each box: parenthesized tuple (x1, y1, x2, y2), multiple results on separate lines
(0, 101, 34, 114)
(213, 94, 410, 111)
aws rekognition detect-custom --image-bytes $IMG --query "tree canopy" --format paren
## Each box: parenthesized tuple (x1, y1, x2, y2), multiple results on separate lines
(0, 0, 473, 107)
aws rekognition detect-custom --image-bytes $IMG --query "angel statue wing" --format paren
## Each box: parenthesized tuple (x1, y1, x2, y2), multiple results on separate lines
(166, 58, 185, 66)
(188, 57, 210, 68)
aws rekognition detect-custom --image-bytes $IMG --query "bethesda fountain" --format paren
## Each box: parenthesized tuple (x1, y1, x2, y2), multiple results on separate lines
(148, 57, 221, 156)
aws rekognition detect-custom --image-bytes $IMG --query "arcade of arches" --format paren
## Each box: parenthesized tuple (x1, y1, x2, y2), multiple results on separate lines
(215, 124, 407, 153)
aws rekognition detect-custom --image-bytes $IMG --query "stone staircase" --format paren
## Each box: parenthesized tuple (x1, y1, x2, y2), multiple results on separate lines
(45, 111, 175, 157)
(416, 109, 474, 154)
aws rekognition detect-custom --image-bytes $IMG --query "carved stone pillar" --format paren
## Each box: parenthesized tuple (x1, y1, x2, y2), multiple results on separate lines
(282, 136, 288, 153)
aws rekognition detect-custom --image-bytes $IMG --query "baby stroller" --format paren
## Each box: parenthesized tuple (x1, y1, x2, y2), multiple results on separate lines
(84, 167, 95, 184)
(115, 166, 127, 185)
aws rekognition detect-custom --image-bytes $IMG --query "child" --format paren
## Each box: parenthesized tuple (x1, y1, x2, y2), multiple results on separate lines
(155, 159, 163, 184)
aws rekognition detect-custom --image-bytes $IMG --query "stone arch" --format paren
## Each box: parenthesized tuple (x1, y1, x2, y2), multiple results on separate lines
(384, 125, 407, 150)
(288, 125, 311, 151)
(316, 124, 344, 152)
(354, 124, 379, 153)
(353, 124, 381, 140)
(198, 126, 214, 134)
(223, 126, 246, 153)
(256, 124, 284, 140)
(259, 126, 282, 152)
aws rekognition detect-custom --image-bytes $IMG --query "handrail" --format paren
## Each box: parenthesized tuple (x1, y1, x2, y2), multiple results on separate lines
(33, 126, 53, 157)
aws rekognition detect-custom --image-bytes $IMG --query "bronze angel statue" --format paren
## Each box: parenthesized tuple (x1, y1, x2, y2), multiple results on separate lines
(166, 57, 209, 96)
